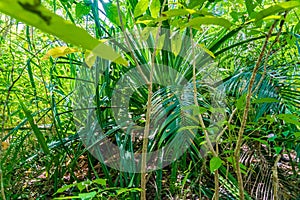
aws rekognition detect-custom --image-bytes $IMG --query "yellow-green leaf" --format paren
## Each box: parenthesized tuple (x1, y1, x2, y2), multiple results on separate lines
(171, 32, 182, 56)
(42, 46, 79, 60)
(255, 1, 300, 22)
(162, 8, 196, 17)
(134, 0, 149, 17)
(0, 0, 127, 65)
(184, 16, 232, 29)
(198, 44, 215, 58)
(150, 0, 160, 18)
(210, 156, 222, 173)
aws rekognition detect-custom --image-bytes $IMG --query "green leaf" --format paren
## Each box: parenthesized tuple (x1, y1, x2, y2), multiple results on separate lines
(274, 146, 282, 155)
(210, 156, 222, 173)
(53, 196, 81, 200)
(253, 97, 279, 104)
(184, 16, 232, 29)
(236, 94, 246, 110)
(42, 46, 79, 60)
(199, 43, 215, 58)
(188, 0, 206, 9)
(0, 0, 127, 65)
(295, 22, 300, 33)
(75, 2, 91, 18)
(93, 178, 106, 186)
(19, 100, 50, 154)
(245, 0, 257, 16)
(54, 184, 76, 194)
(255, 1, 300, 22)
(162, 8, 195, 17)
(134, 0, 149, 17)
(150, 0, 160, 18)
(277, 114, 300, 126)
(102, 2, 124, 26)
(78, 192, 97, 199)
(171, 31, 182, 56)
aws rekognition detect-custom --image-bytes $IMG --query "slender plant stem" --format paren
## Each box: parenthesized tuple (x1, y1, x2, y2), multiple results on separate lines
(189, 27, 219, 199)
(272, 153, 281, 200)
(253, 12, 287, 94)
(233, 20, 278, 200)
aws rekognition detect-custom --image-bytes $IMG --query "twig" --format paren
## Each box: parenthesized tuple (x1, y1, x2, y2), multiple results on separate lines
(253, 12, 287, 94)
(189, 27, 219, 199)
(233, 20, 278, 200)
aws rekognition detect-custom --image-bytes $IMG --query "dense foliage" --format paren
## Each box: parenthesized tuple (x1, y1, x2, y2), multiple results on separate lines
(0, 0, 299, 199)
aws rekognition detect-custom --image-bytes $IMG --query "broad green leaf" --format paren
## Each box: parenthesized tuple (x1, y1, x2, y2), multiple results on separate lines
(210, 156, 222, 173)
(184, 16, 232, 29)
(274, 146, 282, 155)
(236, 94, 246, 110)
(150, 0, 160, 18)
(245, 0, 257, 16)
(162, 8, 196, 17)
(156, 34, 166, 54)
(75, 2, 91, 18)
(136, 15, 156, 25)
(42, 46, 79, 60)
(188, 0, 206, 9)
(102, 2, 124, 26)
(93, 178, 106, 186)
(171, 32, 182, 56)
(19, 100, 50, 154)
(0, 0, 127, 65)
(230, 11, 239, 22)
(277, 114, 300, 126)
(255, 1, 300, 22)
(134, 0, 149, 17)
(78, 192, 97, 199)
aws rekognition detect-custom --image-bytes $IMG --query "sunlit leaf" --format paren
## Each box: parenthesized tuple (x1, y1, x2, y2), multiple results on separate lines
(102, 2, 124, 26)
(255, 1, 300, 22)
(42, 46, 79, 60)
(162, 8, 196, 17)
(75, 2, 91, 18)
(0, 0, 127, 65)
(210, 156, 222, 173)
(171, 32, 182, 56)
(150, 0, 160, 18)
(134, 0, 149, 17)
(198, 43, 215, 58)
(184, 16, 232, 29)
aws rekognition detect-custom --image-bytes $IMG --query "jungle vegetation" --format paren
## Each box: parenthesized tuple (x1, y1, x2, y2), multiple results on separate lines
(0, 0, 299, 199)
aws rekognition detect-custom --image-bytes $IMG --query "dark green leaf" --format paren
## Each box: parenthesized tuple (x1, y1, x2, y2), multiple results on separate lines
(19, 100, 50, 154)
